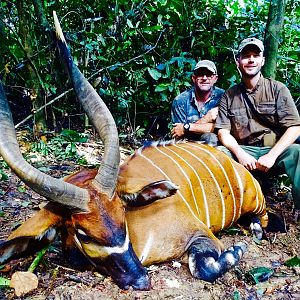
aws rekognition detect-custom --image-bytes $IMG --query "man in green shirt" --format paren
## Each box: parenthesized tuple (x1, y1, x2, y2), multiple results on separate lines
(215, 37, 300, 219)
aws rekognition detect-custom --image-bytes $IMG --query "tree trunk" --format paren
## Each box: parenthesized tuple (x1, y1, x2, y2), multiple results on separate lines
(17, 0, 47, 135)
(263, 0, 286, 79)
(32, 0, 51, 33)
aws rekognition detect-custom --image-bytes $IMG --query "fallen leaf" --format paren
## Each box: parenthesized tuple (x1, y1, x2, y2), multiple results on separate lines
(10, 271, 38, 296)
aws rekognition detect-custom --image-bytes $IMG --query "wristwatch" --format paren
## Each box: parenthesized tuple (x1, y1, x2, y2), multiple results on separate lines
(183, 122, 190, 132)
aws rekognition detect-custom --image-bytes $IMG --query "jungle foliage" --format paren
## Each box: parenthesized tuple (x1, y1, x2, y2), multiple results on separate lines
(0, 0, 299, 140)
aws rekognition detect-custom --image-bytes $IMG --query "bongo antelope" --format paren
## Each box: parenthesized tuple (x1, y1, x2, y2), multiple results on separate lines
(0, 12, 268, 290)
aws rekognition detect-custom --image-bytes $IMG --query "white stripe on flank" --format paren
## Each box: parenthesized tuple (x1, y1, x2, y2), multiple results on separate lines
(185, 143, 240, 227)
(139, 232, 154, 263)
(230, 162, 244, 219)
(165, 145, 209, 226)
(254, 179, 264, 214)
(158, 145, 200, 215)
(173, 144, 226, 230)
(139, 151, 205, 226)
(250, 175, 260, 213)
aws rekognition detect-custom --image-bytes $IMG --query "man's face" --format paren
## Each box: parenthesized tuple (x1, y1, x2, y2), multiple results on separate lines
(237, 46, 265, 78)
(192, 68, 218, 92)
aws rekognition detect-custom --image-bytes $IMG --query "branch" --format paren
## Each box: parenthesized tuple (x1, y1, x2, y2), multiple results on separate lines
(15, 88, 72, 128)
(88, 28, 166, 81)
(15, 29, 166, 129)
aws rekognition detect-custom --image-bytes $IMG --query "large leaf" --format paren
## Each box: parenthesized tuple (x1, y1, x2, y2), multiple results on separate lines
(148, 68, 162, 80)
(10, 272, 38, 296)
(155, 83, 170, 92)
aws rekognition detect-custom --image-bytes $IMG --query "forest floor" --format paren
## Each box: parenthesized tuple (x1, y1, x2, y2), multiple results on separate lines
(0, 140, 299, 300)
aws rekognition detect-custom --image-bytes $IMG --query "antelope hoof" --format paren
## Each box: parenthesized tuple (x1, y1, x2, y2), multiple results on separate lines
(250, 216, 263, 240)
(189, 239, 248, 283)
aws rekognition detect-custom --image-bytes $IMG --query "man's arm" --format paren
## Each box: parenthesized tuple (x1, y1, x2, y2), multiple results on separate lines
(218, 129, 258, 170)
(256, 126, 300, 172)
(172, 107, 217, 139)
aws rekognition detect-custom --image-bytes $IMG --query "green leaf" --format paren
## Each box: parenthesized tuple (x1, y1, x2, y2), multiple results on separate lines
(0, 170, 8, 181)
(61, 129, 88, 143)
(27, 246, 49, 273)
(127, 19, 134, 28)
(17, 186, 27, 193)
(223, 227, 241, 235)
(246, 267, 274, 284)
(37, 166, 51, 172)
(21, 201, 31, 208)
(232, 290, 240, 300)
(155, 83, 169, 92)
(148, 68, 162, 80)
(284, 256, 300, 267)
(0, 276, 10, 287)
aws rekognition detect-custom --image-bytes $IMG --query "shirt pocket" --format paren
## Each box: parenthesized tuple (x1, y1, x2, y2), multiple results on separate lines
(257, 102, 276, 115)
(228, 107, 248, 128)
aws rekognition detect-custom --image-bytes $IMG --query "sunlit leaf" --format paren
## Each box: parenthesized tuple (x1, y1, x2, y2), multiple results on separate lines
(127, 19, 134, 28)
(148, 68, 162, 80)
(155, 84, 169, 92)
(0, 276, 10, 287)
(17, 186, 27, 193)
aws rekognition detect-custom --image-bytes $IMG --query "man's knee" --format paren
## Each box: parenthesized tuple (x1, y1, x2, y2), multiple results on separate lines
(200, 132, 219, 147)
(281, 144, 300, 160)
(216, 145, 234, 158)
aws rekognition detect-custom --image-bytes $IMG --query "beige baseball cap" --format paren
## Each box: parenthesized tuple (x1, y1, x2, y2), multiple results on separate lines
(238, 37, 264, 53)
(193, 60, 217, 74)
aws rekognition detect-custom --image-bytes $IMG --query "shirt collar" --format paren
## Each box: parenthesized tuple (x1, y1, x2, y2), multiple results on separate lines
(191, 87, 215, 103)
(240, 74, 264, 93)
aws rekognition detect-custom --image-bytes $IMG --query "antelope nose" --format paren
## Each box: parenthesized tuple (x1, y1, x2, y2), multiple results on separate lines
(132, 273, 151, 290)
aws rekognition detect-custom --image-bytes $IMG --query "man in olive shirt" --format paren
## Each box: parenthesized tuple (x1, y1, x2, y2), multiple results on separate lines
(215, 37, 300, 218)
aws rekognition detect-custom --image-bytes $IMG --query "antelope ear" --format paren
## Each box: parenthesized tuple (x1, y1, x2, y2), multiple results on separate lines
(121, 180, 179, 207)
(0, 207, 62, 264)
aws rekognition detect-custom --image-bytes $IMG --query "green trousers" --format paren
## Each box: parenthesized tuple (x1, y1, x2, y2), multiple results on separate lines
(217, 144, 300, 209)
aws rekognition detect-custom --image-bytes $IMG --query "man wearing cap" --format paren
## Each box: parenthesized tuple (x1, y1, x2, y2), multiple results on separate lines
(215, 37, 300, 219)
(171, 59, 224, 146)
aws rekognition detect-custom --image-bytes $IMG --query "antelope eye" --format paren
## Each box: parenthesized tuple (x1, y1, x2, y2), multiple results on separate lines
(76, 229, 91, 244)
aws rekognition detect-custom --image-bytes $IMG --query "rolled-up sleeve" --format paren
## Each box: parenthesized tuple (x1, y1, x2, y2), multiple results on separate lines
(214, 93, 232, 131)
(171, 98, 186, 123)
(276, 85, 300, 128)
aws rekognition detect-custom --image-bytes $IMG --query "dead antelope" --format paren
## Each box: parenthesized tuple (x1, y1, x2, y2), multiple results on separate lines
(0, 12, 268, 290)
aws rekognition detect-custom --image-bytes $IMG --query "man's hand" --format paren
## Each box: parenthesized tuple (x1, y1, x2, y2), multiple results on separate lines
(171, 123, 185, 139)
(196, 107, 218, 124)
(235, 148, 258, 171)
(256, 153, 277, 172)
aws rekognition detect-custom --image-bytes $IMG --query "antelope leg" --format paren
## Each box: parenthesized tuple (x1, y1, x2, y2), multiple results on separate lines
(188, 237, 247, 282)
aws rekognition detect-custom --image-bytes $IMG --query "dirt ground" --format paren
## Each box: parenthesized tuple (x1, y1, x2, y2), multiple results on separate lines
(0, 145, 300, 300)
